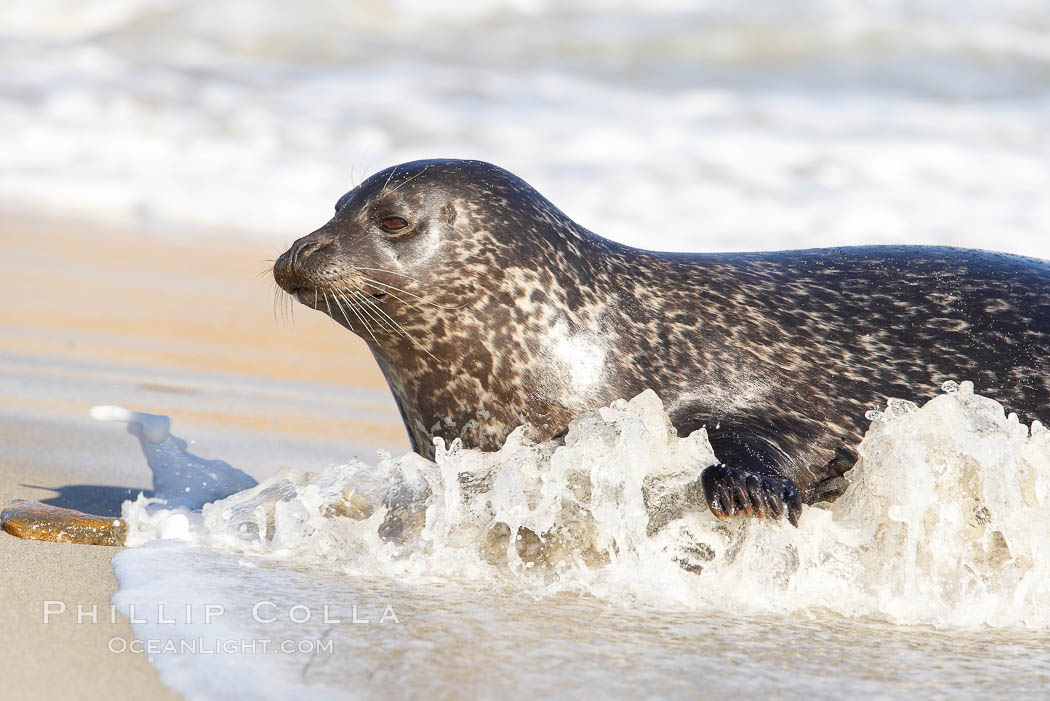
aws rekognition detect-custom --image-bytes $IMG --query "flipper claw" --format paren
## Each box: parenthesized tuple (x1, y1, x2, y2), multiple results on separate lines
(699, 463, 802, 527)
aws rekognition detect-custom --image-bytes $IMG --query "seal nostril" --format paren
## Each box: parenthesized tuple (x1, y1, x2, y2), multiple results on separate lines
(293, 240, 323, 266)
(274, 234, 337, 293)
(288, 233, 336, 270)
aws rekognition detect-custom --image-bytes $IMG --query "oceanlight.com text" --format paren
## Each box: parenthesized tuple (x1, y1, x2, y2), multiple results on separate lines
(107, 636, 335, 655)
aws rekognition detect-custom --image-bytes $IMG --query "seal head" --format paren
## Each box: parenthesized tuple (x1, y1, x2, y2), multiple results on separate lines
(275, 160, 632, 458)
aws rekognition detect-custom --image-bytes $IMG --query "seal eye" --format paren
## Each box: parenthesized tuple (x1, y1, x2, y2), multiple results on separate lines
(378, 216, 410, 234)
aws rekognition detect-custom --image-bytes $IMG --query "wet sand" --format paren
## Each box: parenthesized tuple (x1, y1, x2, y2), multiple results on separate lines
(1, 212, 407, 699)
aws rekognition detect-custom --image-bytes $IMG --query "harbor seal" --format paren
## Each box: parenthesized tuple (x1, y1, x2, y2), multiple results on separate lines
(273, 159, 1050, 526)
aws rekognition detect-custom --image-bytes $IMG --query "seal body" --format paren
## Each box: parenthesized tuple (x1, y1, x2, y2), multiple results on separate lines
(274, 159, 1050, 524)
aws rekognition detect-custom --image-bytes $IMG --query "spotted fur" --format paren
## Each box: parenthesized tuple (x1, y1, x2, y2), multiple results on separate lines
(274, 159, 1050, 501)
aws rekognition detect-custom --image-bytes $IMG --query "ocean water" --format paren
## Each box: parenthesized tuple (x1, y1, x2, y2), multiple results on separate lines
(2, 0, 1050, 258)
(107, 383, 1050, 698)
(6, 1, 1050, 697)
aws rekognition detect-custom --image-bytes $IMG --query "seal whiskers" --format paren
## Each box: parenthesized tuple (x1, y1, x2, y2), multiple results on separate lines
(341, 290, 385, 345)
(335, 290, 372, 342)
(360, 281, 426, 312)
(389, 165, 428, 193)
(321, 290, 336, 327)
(350, 288, 446, 365)
(352, 268, 473, 311)
(357, 278, 470, 312)
(272, 284, 295, 326)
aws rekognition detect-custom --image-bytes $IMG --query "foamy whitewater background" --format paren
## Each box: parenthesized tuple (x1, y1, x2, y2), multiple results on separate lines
(5, 0, 1050, 698)
(2, 0, 1050, 258)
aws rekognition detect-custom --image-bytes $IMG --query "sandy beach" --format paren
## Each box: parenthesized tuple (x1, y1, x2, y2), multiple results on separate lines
(1, 212, 408, 699)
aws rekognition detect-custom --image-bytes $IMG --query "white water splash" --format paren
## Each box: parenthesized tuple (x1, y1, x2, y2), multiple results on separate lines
(91, 404, 257, 513)
(115, 385, 1050, 628)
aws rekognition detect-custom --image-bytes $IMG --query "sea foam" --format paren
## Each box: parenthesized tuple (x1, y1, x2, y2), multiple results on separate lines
(111, 382, 1050, 629)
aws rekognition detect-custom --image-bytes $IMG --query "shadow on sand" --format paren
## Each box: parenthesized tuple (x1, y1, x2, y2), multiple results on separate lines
(22, 484, 154, 517)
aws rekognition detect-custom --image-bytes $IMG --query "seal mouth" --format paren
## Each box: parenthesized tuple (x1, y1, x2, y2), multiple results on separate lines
(290, 286, 388, 307)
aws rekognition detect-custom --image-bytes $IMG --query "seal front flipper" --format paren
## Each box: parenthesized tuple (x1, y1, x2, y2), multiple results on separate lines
(699, 463, 802, 526)
(693, 419, 812, 526)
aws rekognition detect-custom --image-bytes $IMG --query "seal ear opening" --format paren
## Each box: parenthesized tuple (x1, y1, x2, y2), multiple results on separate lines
(443, 204, 457, 225)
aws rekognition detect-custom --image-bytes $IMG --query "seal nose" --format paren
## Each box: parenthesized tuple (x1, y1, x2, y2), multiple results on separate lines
(291, 237, 326, 263)
(273, 233, 334, 292)
(272, 247, 298, 292)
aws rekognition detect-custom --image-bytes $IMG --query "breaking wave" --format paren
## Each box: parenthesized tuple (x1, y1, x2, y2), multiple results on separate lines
(112, 381, 1050, 629)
